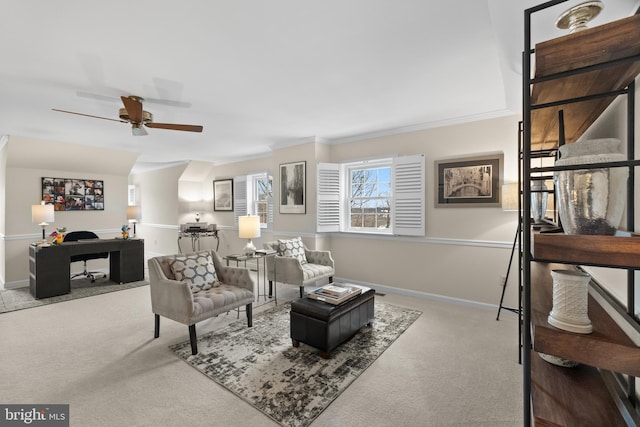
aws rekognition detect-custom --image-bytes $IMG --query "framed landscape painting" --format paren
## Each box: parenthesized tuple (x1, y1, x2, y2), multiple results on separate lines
(434, 153, 503, 208)
(213, 179, 233, 211)
(279, 161, 306, 214)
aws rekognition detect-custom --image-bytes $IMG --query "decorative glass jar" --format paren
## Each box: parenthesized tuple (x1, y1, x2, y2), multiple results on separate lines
(554, 138, 627, 235)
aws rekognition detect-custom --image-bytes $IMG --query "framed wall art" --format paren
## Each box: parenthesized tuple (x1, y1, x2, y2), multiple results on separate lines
(434, 153, 503, 208)
(279, 161, 306, 214)
(213, 179, 234, 211)
(42, 177, 104, 211)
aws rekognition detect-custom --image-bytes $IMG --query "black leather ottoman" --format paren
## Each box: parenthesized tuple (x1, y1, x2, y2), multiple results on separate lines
(290, 286, 375, 358)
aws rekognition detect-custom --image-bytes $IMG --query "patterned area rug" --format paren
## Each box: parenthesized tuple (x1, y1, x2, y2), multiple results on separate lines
(0, 278, 148, 313)
(170, 300, 422, 427)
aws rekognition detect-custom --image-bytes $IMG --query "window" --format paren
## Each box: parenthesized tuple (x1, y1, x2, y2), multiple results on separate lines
(234, 173, 273, 228)
(317, 154, 424, 236)
(254, 175, 273, 226)
(348, 163, 392, 231)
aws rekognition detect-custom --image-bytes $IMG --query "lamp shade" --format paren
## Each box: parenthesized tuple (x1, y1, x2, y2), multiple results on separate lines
(238, 215, 261, 239)
(502, 183, 520, 211)
(127, 205, 142, 222)
(32, 202, 54, 225)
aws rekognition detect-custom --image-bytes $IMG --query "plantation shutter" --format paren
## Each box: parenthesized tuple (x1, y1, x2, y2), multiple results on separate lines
(266, 174, 274, 228)
(392, 154, 425, 236)
(266, 197, 274, 228)
(234, 176, 247, 225)
(316, 163, 342, 232)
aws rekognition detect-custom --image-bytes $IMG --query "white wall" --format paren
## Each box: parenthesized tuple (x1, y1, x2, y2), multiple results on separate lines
(129, 163, 187, 258)
(2, 136, 138, 288)
(2, 115, 522, 308)
(172, 115, 522, 307)
(327, 115, 520, 305)
(204, 155, 274, 255)
(0, 136, 8, 284)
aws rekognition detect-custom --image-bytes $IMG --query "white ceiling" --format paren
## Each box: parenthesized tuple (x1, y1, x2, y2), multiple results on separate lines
(1, 0, 638, 171)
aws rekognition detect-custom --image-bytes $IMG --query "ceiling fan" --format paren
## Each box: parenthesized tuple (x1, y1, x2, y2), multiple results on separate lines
(52, 95, 203, 136)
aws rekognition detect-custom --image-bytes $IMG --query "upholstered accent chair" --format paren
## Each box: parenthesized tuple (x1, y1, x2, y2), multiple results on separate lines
(148, 250, 254, 355)
(264, 237, 335, 298)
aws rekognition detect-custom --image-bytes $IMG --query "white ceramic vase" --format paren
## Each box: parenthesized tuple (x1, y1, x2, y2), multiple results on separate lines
(554, 138, 628, 235)
(538, 352, 579, 368)
(548, 270, 593, 334)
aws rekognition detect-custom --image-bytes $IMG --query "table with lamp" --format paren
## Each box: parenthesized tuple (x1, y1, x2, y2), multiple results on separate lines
(29, 201, 144, 299)
(225, 215, 276, 305)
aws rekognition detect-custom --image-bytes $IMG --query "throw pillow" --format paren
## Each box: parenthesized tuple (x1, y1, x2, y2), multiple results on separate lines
(169, 253, 219, 293)
(278, 237, 307, 264)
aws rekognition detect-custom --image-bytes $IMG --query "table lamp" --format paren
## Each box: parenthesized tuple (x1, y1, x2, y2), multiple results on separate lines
(501, 183, 519, 212)
(238, 215, 261, 255)
(127, 205, 142, 238)
(32, 201, 54, 245)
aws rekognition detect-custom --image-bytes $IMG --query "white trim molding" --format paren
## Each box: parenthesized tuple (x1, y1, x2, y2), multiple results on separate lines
(333, 276, 512, 313)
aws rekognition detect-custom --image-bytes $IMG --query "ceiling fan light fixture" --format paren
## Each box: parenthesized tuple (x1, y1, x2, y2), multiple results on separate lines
(131, 123, 148, 136)
(53, 94, 202, 135)
(119, 108, 153, 124)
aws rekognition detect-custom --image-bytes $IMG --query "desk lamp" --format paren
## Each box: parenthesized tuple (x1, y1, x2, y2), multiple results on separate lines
(238, 215, 261, 255)
(32, 201, 54, 245)
(127, 205, 142, 238)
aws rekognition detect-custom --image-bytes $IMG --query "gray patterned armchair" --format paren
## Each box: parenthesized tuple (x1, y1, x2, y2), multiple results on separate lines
(264, 237, 335, 298)
(148, 250, 254, 355)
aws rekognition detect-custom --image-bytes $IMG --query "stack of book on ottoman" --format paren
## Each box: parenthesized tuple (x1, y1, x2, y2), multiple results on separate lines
(308, 283, 362, 305)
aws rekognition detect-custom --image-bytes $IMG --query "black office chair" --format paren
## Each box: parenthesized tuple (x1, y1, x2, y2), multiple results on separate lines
(64, 231, 109, 282)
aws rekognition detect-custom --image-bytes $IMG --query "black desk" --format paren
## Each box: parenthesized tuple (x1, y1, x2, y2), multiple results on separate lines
(29, 239, 145, 299)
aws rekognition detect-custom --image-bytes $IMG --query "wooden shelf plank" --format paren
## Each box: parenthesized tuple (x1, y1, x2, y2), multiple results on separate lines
(531, 263, 640, 376)
(530, 263, 636, 426)
(531, 13, 640, 149)
(531, 351, 628, 427)
(531, 263, 640, 377)
(533, 234, 640, 268)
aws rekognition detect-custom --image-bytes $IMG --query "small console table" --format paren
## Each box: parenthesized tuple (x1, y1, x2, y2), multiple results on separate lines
(177, 230, 219, 253)
(29, 239, 145, 299)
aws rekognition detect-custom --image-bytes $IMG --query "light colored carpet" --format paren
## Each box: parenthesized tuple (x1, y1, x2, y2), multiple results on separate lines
(0, 282, 522, 426)
(0, 278, 149, 313)
(171, 301, 421, 427)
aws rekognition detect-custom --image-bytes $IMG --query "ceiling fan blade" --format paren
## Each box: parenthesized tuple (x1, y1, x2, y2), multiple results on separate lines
(52, 109, 126, 123)
(120, 96, 143, 123)
(145, 122, 203, 132)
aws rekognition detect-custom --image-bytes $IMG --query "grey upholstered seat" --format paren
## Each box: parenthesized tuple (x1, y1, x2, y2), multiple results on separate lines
(264, 238, 335, 298)
(148, 250, 254, 355)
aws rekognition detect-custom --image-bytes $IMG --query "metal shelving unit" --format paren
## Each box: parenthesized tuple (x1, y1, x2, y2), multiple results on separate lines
(522, 1, 640, 425)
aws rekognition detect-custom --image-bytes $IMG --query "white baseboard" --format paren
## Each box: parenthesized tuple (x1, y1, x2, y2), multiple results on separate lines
(332, 276, 505, 313)
(4, 279, 29, 290)
(3, 268, 111, 290)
